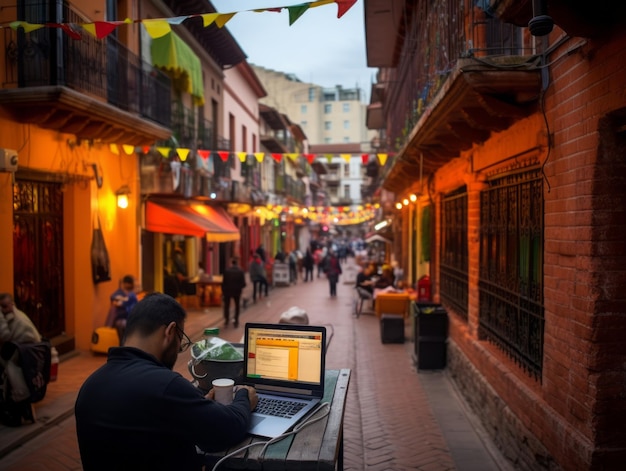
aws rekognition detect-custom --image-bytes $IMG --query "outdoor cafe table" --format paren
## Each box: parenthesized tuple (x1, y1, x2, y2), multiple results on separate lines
(202, 368, 351, 470)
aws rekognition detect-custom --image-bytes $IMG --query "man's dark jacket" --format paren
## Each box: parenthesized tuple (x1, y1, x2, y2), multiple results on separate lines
(221, 265, 246, 297)
(75, 347, 251, 471)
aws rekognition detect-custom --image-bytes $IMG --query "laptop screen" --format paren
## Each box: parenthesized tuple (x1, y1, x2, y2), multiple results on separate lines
(244, 323, 326, 392)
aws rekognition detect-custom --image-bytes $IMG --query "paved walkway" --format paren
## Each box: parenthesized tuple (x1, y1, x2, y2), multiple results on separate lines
(0, 258, 513, 470)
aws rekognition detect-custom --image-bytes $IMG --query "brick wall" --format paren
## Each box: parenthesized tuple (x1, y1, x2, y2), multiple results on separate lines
(439, 27, 626, 471)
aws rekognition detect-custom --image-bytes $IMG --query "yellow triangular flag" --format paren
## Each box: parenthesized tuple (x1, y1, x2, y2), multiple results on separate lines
(377, 153, 388, 166)
(254, 152, 265, 163)
(201, 13, 219, 27)
(10, 21, 45, 33)
(122, 145, 135, 155)
(177, 148, 190, 162)
(310, 0, 335, 7)
(236, 152, 248, 163)
(215, 13, 236, 28)
(157, 147, 171, 158)
(325, 153, 333, 163)
(109, 144, 119, 155)
(81, 23, 97, 37)
(286, 153, 299, 161)
(142, 19, 171, 39)
(341, 153, 351, 163)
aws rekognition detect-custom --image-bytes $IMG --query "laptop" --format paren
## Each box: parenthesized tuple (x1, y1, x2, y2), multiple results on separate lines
(243, 322, 327, 438)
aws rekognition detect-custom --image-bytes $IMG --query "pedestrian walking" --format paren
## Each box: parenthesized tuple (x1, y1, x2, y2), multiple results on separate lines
(288, 250, 298, 284)
(249, 254, 269, 302)
(325, 251, 342, 297)
(221, 258, 246, 328)
(255, 244, 266, 263)
(314, 247, 324, 278)
(303, 248, 315, 282)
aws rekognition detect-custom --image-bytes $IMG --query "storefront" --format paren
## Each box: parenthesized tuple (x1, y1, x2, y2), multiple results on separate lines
(142, 198, 240, 298)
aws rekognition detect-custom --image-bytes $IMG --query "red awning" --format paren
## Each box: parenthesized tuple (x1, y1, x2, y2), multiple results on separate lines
(146, 200, 240, 242)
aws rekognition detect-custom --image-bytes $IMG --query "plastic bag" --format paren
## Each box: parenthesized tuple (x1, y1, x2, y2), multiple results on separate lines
(190, 336, 243, 365)
(279, 306, 309, 325)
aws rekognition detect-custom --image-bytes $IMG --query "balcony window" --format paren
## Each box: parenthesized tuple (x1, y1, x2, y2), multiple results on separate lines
(324, 104, 332, 114)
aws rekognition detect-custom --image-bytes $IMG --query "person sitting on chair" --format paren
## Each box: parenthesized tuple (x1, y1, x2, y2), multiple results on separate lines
(355, 263, 376, 295)
(0, 293, 44, 426)
(107, 275, 138, 344)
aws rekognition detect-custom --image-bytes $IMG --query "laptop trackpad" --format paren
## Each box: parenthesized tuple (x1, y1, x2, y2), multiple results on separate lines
(250, 415, 266, 428)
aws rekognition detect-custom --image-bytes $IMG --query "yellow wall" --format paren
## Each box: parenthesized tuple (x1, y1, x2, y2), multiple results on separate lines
(0, 116, 141, 350)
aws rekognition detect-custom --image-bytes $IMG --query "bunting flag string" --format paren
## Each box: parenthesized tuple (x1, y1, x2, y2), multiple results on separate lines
(1, 0, 357, 39)
(133, 145, 392, 168)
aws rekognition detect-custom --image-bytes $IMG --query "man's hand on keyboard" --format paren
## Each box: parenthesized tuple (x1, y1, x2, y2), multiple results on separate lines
(235, 385, 258, 411)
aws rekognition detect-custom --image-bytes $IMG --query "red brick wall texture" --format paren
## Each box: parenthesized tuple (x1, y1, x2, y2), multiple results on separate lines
(437, 29, 626, 471)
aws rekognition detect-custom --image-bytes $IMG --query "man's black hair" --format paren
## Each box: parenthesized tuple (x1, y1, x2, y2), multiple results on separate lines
(122, 275, 134, 285)
(124, 293, 186, 339)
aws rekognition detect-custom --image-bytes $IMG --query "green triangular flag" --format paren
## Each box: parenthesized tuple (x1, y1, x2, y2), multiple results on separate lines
(288, 5, 309, 26)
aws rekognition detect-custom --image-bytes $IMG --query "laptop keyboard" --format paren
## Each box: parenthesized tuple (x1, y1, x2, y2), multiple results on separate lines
(254, 397, 306, 418)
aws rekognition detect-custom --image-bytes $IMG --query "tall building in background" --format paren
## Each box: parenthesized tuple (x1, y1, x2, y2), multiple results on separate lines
(252, 65, 377, 208)
(252, 65, 374, 146)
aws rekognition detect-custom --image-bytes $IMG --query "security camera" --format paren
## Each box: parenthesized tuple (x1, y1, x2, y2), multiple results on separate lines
(0, 149, 18, 172)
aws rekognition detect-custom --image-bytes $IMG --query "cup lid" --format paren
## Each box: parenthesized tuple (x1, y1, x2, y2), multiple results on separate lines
(212, 378, 234, 387)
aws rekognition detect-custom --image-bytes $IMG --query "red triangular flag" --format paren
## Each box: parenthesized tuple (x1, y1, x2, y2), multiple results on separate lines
(305, 153, 315, 164)
(197, 150, 210, 160)
(90, 21, 120, 39)
(335, 0, 357, 18)
(54, 23, 82, 39)
(361, 153, 369, 164)
(218, 151, 230, 162)
(271, 153, 283, 163)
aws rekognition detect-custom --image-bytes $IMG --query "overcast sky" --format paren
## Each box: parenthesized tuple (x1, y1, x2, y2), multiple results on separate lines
(211, 0, 377, 101)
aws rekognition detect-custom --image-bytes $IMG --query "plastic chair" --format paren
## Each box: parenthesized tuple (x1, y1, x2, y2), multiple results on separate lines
(354, 287, 373, 318)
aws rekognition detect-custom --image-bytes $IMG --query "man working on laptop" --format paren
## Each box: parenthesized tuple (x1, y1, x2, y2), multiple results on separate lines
(75, 293, 258, 471)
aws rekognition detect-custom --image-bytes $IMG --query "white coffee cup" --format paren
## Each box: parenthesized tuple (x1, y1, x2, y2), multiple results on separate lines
(212, 378, 235, 405)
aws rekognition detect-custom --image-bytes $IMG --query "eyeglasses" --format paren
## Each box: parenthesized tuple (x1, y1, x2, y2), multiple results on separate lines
(175, 325, 192, 353)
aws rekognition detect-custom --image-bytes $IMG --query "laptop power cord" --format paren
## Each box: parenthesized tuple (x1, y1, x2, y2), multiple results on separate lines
(208, 402, 331, 471)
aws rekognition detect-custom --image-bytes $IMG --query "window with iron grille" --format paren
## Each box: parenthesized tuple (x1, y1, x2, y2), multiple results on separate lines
(440, 186, 468, 320)
(479, 168, 544, 381)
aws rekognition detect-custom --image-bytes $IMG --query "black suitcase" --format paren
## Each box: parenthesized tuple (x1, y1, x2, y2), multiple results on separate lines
(380, 314, 405, 344)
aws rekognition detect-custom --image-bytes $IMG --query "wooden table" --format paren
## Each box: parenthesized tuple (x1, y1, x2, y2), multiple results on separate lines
(203, 369, 351, 470)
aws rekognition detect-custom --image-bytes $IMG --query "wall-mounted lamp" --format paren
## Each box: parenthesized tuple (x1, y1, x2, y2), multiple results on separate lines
(395, 202, 403, 210)
(116, 185, 131, 209)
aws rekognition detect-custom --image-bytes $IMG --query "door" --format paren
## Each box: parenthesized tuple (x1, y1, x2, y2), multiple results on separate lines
(13, 179, 67, 347)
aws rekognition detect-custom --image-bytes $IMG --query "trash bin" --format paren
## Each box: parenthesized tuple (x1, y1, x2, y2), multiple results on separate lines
(413, 302, 448, 369)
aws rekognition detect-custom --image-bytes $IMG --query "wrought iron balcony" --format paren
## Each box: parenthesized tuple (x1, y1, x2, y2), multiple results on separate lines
(365, 0, 543, 194)
(0, 1, 171, 146)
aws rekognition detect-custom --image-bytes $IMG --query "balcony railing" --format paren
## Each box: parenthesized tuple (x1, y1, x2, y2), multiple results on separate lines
(384, 1, 533, 153)
(141, 159, 262, 205)
(2, 1, 171, 128)
(197, 117, 230, 151)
